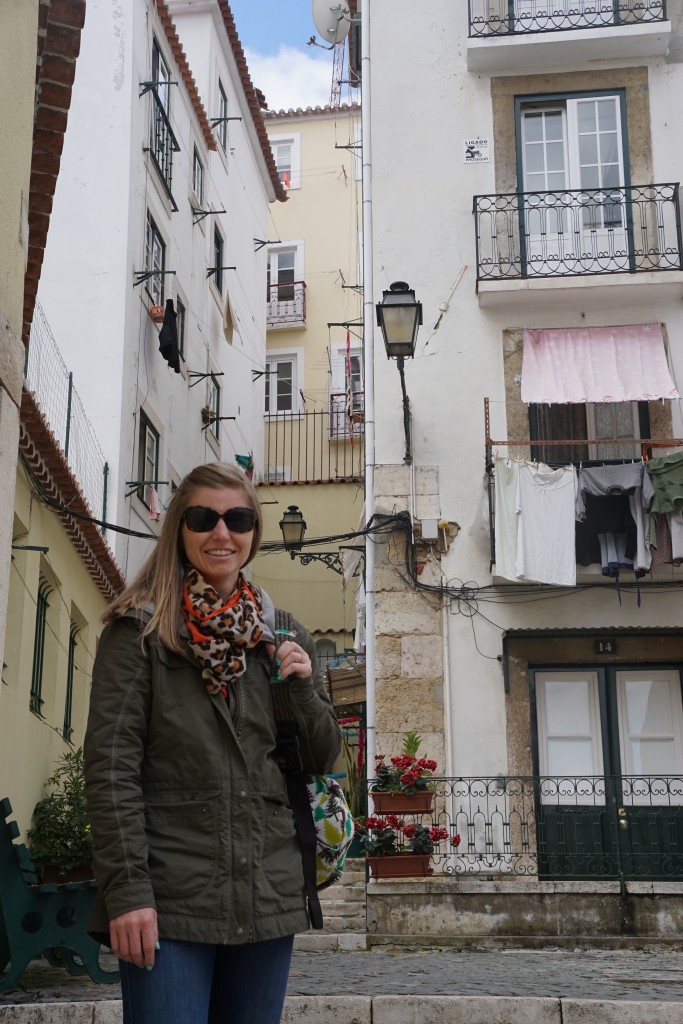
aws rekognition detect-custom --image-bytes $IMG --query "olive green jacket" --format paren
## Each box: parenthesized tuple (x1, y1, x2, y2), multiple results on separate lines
(84, 611, 341, 946)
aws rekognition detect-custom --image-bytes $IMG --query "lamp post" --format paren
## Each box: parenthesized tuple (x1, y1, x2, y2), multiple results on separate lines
(376, 281, 423, 464)
(277, 504, 363, 576)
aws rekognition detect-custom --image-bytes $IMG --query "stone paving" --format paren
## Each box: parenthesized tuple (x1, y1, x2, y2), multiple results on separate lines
(3, 947, 683, 1005)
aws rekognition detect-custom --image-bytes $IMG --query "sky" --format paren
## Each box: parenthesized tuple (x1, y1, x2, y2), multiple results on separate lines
(229, 0, 337, 112)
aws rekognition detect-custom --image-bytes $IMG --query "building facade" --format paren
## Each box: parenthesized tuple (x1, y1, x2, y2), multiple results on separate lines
(367, 1, 683, 936)
(254, 105, 364, 676)
(37, 0, 285, 580)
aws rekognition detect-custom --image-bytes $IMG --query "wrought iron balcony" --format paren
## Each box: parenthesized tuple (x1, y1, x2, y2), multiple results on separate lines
(148, 87, 180, 209)
(330, 390, 365, 439)
(474, 183, 683, 282)
(367, 774, 683, 880)
(266, 280, 306, 328)
(261, 406, 364, 484)
(468, 0, 668, 38)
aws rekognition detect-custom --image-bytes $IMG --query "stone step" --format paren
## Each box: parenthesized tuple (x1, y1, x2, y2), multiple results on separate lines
(319, 883, 366, 902)
(320, 914, 367, 933)
(319, 899, 366, 918)
(293, 931, 368, 952)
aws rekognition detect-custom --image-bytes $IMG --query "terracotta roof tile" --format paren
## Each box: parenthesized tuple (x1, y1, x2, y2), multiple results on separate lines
(154, 0, 216, 153)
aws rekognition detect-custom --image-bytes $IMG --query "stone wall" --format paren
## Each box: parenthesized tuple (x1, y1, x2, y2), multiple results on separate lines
(373, 465, 446, 771)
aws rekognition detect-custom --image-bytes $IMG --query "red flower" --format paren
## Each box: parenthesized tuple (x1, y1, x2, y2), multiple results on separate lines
(429, 827, 450, 842)
(450, 834, 462, 848)
(366, 816, 388, 831)
(402, 824, 417, 839)
(399, 771, 419, 787)
(386, 814, 401, 830)
(375, 753, 385, 762)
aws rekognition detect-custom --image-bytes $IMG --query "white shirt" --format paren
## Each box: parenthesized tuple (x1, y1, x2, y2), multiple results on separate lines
(516, 463, 578, 587)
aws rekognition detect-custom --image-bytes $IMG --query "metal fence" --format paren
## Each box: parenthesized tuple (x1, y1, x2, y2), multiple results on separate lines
(368, 775, 683, 881)
(468, 0, 668, 37)
(266, 281, 306, 327)
(474, 183, 683, 281)
(25, 302, 108, 522)
(262, 407, 364, 483)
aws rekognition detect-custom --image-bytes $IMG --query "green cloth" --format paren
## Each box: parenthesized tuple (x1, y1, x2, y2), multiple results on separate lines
(647, 452, 683, 515)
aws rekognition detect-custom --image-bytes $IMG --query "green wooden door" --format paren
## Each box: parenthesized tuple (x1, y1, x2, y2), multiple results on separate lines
(534, 666, 683, 881)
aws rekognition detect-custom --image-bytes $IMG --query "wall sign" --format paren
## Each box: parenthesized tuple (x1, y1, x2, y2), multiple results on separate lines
(595, 639, 618, 654)
(464, 138, 489, 163)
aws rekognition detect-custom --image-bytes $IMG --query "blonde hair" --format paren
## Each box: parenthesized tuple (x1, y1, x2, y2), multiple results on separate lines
(104, 463, 263, 651)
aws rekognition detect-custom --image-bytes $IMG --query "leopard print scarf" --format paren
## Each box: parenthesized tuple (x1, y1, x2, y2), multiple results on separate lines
(181, 568, 265, 697)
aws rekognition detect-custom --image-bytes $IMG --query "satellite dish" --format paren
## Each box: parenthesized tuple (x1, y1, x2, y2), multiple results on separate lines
(311, 0, 351, 45)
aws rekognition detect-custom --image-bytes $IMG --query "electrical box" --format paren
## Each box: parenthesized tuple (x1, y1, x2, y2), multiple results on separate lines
(420, 518, 439, 542)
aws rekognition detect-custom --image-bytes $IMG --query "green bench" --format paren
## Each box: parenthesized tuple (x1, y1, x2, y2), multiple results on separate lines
(0, 796, 118, 992)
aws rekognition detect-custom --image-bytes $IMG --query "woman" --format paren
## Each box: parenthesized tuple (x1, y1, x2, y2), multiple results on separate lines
(84, 463, 341, 1024)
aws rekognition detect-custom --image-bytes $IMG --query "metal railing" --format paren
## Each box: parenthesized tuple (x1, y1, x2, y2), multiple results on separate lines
(329, 390, 365, 439)
(474, 182, 683, 281)
(261, 407, 364, 484)
(266, 281, 306, 327)
(25, 301, 109, 522)
(468, 0, 667, 37)
(368, 775, 683, 880)
(148, 86, 180, 208)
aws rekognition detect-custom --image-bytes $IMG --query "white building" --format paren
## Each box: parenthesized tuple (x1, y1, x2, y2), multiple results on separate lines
(38, 0, 285, 577)
(366, 1, 683, 936)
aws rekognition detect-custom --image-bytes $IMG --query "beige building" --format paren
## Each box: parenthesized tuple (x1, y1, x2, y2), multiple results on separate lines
(0, 0, 124, 835)
(254, 105, 364, 687)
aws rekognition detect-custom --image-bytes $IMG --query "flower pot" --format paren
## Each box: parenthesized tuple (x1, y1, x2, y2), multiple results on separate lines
(371, 791, 434, 814)
(149, 305, 165, 323)
(41, 864, 95, 883)
(367, 854, 433, 879)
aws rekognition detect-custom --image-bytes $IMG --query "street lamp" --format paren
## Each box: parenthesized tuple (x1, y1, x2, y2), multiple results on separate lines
(375, 281, 423, 463)
(279, 505, 307, 555)
(278, 504, 363, 576)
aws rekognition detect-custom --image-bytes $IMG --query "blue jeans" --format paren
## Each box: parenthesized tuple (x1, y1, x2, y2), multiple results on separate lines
(119, 934, 294, 1024)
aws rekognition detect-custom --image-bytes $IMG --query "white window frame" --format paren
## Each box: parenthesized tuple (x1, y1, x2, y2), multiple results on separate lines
(535, 670, 605, 805)
(270, 133, 301, 189)
(138, 411, 160, 508)
(145, 212, 165, 306)
(208, 372, 221, 442)
(192, 145, 204, 205)
(217, 78, 228, 152)
(616, 669, 683, 805)
(212, 225, 225, 296)
(264, 349, 303, 416)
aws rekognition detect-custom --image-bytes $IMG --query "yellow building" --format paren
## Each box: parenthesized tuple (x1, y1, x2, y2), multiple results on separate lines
(254, 104, 364, 694)
(0, 0, 124, 836)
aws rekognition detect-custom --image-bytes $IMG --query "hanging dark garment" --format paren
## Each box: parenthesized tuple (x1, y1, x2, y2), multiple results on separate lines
(159, 298, 181, 373)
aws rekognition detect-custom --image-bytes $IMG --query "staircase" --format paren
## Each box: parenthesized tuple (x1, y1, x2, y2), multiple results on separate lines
(294, 859, 367, 951)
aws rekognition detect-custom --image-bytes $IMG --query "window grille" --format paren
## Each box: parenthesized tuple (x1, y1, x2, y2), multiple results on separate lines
(63, 622, 79, 740)
(30, 578, 52, 715)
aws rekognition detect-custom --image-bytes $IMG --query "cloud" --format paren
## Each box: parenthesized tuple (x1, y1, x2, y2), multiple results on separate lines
(244, 45, 333, 112)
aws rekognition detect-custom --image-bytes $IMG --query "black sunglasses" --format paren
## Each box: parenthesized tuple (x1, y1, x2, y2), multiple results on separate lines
(182, 505, 257, 534)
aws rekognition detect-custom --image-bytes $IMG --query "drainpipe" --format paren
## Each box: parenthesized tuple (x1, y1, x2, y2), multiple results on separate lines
(361, 0, 376, 798)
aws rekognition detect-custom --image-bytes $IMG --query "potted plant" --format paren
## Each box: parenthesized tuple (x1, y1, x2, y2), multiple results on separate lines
(27, 747, 94, 882)
(370, 730, 438, 813)
(360, 814, 458, 879)
(149, 304, 165, 323)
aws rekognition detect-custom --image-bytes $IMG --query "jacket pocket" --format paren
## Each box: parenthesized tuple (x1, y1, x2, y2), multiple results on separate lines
(254, 794, 305, 909)
(145, 791, 219, 900)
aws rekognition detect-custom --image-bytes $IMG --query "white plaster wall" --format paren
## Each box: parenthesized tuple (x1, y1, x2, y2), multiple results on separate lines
(38, 0, 273, 579)
(369, 0, 683, 776)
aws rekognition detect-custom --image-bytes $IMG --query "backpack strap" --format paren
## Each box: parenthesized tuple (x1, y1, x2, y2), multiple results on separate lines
(270, 610, 323, 930)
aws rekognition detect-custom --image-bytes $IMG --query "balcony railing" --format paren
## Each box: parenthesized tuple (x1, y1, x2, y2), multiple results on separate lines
(148, 87, 180, 210)
(330, 390, 365, 439)
(468, 0, 668, 37)
(474, 183, 683, 282)
(25, 301, 108, 524)
(261, 407, 364, 484)
(368, 775, 683, 880)
(266, 280, 306, 327)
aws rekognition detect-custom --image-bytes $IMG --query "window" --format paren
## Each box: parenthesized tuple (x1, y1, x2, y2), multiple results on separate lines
(208, 374, 221, 441)
(63, 622, 79, 741)
(213, 227, 224, 294)
(149, 38, 179, 201)
(265, 354, 299, 414)
(270, 133, 301, 189)
(217, 79, 228, 152)
(330, 343, 364, 435)
(529, 402, 646, 464)
(267, 249, 295, 302)
(30, 577, 52, 715)
(138, 412, 160, 507)
(517, 92, 627, 275)
(192, 146, 204, 204)
(176, 297, 186, 360)
(145, 212, 165, 306)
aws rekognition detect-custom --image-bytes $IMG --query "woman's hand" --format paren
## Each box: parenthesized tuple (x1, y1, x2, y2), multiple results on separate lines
(275, 640, 312, 680)
(109, 907, 158, 968)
